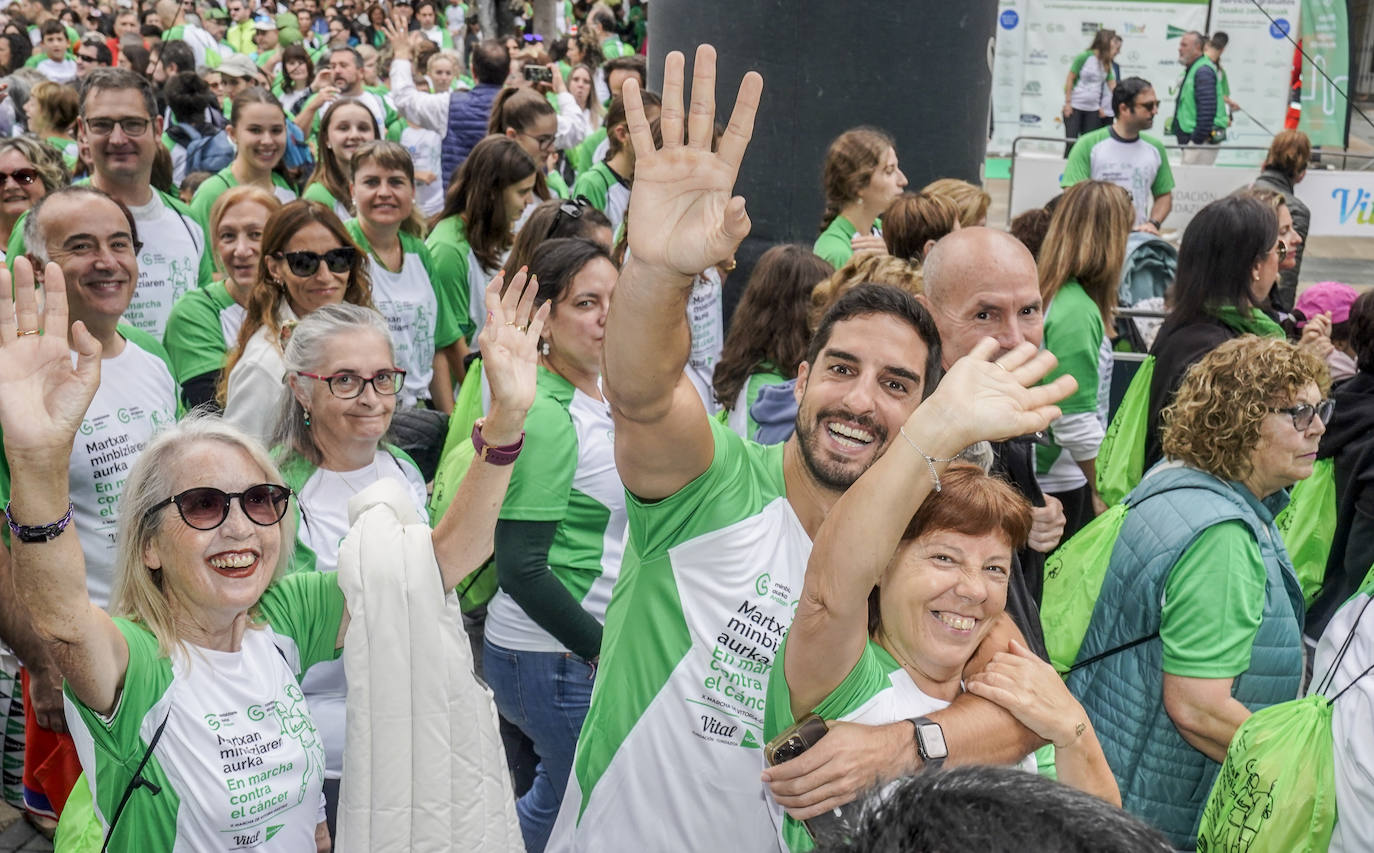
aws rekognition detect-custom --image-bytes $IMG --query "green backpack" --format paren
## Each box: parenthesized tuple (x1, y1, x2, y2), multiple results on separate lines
(1096, 355, 1154, 506)
(1275, 456, 1338, 607)
(427, 359, 498, 612)
(1041, 501, 1130, 674)
(1196, 569, 1374, 853)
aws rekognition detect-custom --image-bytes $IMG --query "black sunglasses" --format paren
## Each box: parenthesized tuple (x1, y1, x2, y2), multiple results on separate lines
(547, 198, 588, 239)
(276, 247, 358, 276)
(1269, 399, 1334, 432)
(0, 168, 39, 187)
(147, 484, 293, 531)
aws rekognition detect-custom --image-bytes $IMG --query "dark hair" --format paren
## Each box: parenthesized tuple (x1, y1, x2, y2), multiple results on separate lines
(603, 90, 661, 157)
(434, 134, 536, 270)
(1351, 290, 1374, 374)
(0, 32, 32, 72)
(38, 19, 65, 38)
(306, 98, 380, 216)
(329, 45, 363, 68)
(528, 237, 612, 310)
(506, 197, 612, 276)
(1208, 31, 1229, 51)
(713, 244, 833, 409)
(228, 86, 284, 128)
(278, 44, 314, 93)
(881, 192, 960, 263)
(1008, 208, 1051, 261)
(820, 765, 1171, 853)
(487, 86, 556, 136)
(590, 7, 615, 32)
(350, 140, 425, 237)
(1112, 76, 1153, 115)
(470, 39, 510, 85)
(163, 71, 217, 125)
(81, 39, 112, 66)
(804, 284, 942, 392)
(120, 43, 150, 77)
(79, 67, 158, 118)
(159, 39, 194, 75)
(603, 54, 645, 87)
(1170, 194, 1278, 325)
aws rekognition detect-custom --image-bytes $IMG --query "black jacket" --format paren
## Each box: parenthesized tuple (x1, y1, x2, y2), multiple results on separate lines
(991, 435, 1049, 661)
(1308, 371, 1374, 639)
(1145, 315, 1237, 468)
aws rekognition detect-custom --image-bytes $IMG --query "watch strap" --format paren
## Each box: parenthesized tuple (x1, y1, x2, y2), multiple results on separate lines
(909, 715, 947, 769)
(470, 418, 524, 466)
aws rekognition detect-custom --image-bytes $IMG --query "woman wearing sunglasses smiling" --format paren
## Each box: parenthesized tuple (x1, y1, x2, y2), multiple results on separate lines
(0, 255, 546, 851)
(221, 199, 373, 443)
(0, 137, 66, 264)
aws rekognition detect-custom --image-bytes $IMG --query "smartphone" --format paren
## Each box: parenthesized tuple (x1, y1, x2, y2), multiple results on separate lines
(764, 714, 853, 844)
(522, 64, 553, 84)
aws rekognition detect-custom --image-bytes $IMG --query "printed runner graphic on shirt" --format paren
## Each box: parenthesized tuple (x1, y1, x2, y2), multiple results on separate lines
(205, 681, 325, 847)
(123, 247, 199, 336)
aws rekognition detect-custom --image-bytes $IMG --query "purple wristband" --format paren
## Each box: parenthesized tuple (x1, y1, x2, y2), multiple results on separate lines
(6, 501, 74, 543)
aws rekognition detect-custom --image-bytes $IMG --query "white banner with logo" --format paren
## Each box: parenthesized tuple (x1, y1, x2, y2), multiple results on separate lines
(1011, 148, 1370, 237)
(1204, 0, 1301, 166)
(991, 0, 1210, 155)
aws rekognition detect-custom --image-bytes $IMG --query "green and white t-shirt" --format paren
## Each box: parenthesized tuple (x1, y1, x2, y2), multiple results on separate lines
(0, 328, 178, 607)
(549, 418, 811, 851)
(302, 182, 350, 223)
(485, 368, 627, 653)
(684, 268, 725, 416)
(1061, 127, 1174, 226)
(65, 571, 344, 852)
(162, 281, 245, 386)
(425, 214, 501, 343)
(191, 169, 298, 239)
(345, 221, 460, 406)
(765, 639, 1036, 851)
(571, 161, 630, 238)
(1036, 281, 1112, 493)
(280, 447, 426, 779)
(727, 366, 789, 441)
(1068, 50, 1114, 112)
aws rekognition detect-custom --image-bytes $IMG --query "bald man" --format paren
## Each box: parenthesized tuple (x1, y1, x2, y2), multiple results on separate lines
(920, 228, 1066, 625)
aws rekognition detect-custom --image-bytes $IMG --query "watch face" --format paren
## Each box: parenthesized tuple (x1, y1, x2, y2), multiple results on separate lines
(918, 723, 948, 759)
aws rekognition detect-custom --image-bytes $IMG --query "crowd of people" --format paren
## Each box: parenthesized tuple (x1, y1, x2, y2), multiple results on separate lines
(0, 1, 1365, 851)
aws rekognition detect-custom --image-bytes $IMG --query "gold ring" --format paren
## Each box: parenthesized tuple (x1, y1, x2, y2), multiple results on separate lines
(993, 361, 1010, 372)
(518, 325, 529, 333)
(16, 329, 39, 337)
(504, 321, 517, 327)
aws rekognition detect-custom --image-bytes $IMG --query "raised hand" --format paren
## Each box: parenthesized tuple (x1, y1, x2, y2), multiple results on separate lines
(916, 338, 1077, 452)
(0, 257, 101, 459)
(477, 269, 549, 442)
(383, 19, 411, 60)
(623, 45, 762, 278)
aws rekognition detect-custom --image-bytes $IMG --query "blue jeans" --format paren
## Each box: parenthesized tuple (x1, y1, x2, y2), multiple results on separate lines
(482, 639, 594, 853)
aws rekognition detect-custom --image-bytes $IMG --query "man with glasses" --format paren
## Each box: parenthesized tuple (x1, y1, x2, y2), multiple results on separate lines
(1062, 76, 1174, 235)
(0, 185, 178, 825)
(8, 69, 211, 340)
(75, 38, 111, 78)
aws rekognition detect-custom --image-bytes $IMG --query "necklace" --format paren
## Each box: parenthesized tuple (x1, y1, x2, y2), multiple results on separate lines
(328, 458, 381, 495)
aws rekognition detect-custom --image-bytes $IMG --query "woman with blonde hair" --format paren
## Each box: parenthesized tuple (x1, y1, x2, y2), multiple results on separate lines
(813, 127, 907, 269)
(26, 80, 78, 168)
(164, 185, 282, 409)
(0, 135, 66, 260)
(221, 200, 373, 441)
(1036, 179, 1133, 534)
(923, 177, 992, 227)
(1069, 335, 1322, 848)
(808, 253, 923, 332)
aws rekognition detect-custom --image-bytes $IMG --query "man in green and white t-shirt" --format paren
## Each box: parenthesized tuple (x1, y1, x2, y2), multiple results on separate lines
(548, 55, 1044, 853)
(1062, 77, 1174, 234)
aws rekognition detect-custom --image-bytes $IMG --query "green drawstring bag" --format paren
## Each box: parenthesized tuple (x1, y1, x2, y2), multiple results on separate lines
(1196, 582, 1374, 853)
(1096, 355, 1154, 506)
(1275, 456, 1338, 607)
(53, 772, 102, 852)
(427, 359, 498, 612)
(1040, 502, 1130, 674)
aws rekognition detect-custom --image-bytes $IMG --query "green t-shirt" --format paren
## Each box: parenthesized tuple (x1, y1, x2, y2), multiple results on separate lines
(485, 366, 627, 651)
(65, 570, 344, 851)
(571, 160, 629, 236)
(424, 215, 477, 341)
(1161, 520, 1266, 678)
(1062, 127, 1174, 226)
(301, 181, 350, 221)
(162, 280, 243, 385)
(813, 215, 859, 270)
(190, 167, 298, 239)
(344, 220, 459, 404)
(1036, 280, 1111, 487)
(560, 419, 811, 850)
(567, 126, 606, 178)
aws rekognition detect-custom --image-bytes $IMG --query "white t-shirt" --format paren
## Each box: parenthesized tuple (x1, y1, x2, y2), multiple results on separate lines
(292, 449, 427, 778)
(354, 232, 442, 405)
(67, 333, 178, 608)
(684, 268, 725, 415)
(34, 57, 76, 84)
(1314, 590, 1374, 853)
(401, 125, 444, 217)
(122, 192, 206, 340)
(1068, 52, 1112, 112)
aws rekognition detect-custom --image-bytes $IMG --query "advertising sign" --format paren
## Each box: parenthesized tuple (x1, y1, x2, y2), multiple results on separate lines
(1205, 0, 1302, 165)
(1297, 0, 1351, 147)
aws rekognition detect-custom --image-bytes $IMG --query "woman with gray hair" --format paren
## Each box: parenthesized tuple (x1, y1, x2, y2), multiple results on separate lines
(270, 301, 425, 840)
(0, 135, 67, 261)
(0, 255, 546, 850)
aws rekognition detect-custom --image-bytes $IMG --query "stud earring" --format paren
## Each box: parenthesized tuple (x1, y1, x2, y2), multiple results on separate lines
(303, 409, 312, 427)
(540, 339, 550, 356)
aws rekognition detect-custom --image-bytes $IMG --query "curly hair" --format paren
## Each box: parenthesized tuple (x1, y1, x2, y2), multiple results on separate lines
(808, 253, 922, 333)
(1161, 335, 1330, 482)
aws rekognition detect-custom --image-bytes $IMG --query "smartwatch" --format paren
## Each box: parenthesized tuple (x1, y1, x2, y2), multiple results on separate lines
(909, 716, 948, 769)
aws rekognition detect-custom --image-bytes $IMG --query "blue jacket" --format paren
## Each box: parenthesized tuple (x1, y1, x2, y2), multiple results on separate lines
(1067, 464, 1304, 849)
(441, 83, 501, 187)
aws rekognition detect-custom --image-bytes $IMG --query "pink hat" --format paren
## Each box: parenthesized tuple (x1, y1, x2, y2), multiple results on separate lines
(1296, 281, 1359, 326)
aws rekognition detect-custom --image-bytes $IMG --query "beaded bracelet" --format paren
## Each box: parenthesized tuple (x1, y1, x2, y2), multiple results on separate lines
(5, 501, 75, 543)
(898, 428, 960, 493)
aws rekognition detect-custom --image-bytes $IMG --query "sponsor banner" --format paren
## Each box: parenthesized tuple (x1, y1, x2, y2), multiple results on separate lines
(1297, 0, 1351, 147)
(1296, 170, 1374, 236)
(1206, 0, 1302, 166)
(991, 0, 1208, 155)
(991, 0, 1029, 153)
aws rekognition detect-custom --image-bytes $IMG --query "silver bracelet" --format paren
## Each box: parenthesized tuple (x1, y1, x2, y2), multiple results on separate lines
(898, 427, 959, 493)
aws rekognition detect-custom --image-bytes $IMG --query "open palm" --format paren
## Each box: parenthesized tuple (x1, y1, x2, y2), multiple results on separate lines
(477, 269, 548, 418)
(0, 258, 101, 456)
(623, 46, 762, 277)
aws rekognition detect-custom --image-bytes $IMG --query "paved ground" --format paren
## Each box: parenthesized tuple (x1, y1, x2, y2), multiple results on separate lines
(0, 804, 51, 853)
